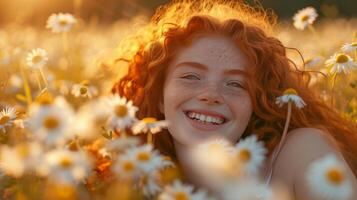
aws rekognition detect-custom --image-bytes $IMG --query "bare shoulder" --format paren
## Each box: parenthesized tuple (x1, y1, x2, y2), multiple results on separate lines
(271, 128, 339, 183)
(273, 127, 341, 172)
(281, 127, 341, 157)
(271, 127, 357, 199)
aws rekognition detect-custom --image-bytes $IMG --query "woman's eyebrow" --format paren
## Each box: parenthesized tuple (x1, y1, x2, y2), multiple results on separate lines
(175, 62, 207, 71)
(224, 69, 247, 77)
(175, 61, 247, 76)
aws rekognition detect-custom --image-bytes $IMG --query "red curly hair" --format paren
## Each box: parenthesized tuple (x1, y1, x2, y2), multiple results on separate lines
(112, 0, 357, 176)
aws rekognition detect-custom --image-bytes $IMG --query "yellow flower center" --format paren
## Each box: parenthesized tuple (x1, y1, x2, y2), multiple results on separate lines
(301, 15, 309, 21)
(0, 115, 10, 125)
(137, 152, 150, 161)
(142, 117, 157, 124)
(283, 88, 298, 95)
(122, 161, 134, 171)
(32, 55, 43, 64)
(43, 116, 59, 130)
(115, 105, 128, 118)
(79, 86, 88, 95)
(174, 191, 189, 200)
(60, 157, 73, 168)
(335, 54, 349, 63)
(238, 149, 251, 163)
(59, 19, 69, 26)
(326, 168, 344, 185)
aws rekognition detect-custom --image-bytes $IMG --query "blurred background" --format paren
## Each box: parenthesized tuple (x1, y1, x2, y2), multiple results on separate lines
(0, 0, 356, 26)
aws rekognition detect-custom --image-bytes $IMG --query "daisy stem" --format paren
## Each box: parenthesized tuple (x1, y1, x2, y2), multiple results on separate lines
(271, 102, 292, 169)
(308, 25, 318, 38)
(39, 68, 48, 87)
(19, 65, 32, 105)
(330, 73, 338, 107)
(147, 132, 153, 144)
(35, 72, 43, 91)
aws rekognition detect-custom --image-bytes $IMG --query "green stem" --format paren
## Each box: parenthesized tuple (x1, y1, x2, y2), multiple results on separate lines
(39, 68, 48, 87)
(147, 132, 153, 144)
(35, 72, 43, 91)
(19, 65, 32, 105)
(308, 25, 318, 38)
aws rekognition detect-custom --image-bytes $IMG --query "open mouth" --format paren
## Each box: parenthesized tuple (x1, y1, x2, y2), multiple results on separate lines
(183, 110, 228, 131)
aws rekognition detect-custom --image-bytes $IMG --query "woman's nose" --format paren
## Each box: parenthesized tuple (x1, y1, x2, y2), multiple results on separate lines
(197, 84, 224, 105)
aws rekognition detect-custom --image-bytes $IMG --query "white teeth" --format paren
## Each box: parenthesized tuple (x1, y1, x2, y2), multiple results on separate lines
(186, 111, 225, 124)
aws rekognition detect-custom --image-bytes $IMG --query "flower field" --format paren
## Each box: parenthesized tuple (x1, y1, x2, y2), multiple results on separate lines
(0, 5, 356, 200)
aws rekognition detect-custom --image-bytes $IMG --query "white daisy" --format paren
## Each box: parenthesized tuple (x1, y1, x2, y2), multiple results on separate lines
(325, 53, 357, 74)
(71, 81, 98, 98)
(112, 153, 141, 180)
(158, 180, 198, 200)
(159, 180, 215, 200)
(306, 154, 352, 200)
(127, 144, 173, 173)
(293, 7, 318, 30)
(28, 97, 75, 146)
(341, 42, 357, 53)
(72, 99, 109, 140)
(42, 149, 92, 185)
(26, 48, 48, 70)
(139, 172, 163, 197)
(46, 13, 77, 33)
(0, 107, 17, 132)
(0, 145, 26, 177)
(275, 88, 306, 109)
(132, 117, 169, 135)
(0, 142, 43, 177)
(106, 94, 138, 131)
(192, 139, 236, 180)
(105, 136, 140, 153)
(234, 135, 267, 176)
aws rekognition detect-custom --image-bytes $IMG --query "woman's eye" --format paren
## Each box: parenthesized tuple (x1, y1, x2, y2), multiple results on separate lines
(227, 81, 243, 88)
(180, 74, 200, 80)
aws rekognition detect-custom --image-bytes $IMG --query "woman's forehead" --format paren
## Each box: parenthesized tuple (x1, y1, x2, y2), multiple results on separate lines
(170, 34, 248, 71)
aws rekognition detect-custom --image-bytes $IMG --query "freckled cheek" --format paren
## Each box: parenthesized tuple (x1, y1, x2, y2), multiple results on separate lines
(165, 82, 197, 99)
(163, 82, 197, 109)
(226, 96, 253, 118)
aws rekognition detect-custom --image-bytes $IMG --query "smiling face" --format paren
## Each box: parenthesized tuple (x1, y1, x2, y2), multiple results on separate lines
(162, 34, 253, 146)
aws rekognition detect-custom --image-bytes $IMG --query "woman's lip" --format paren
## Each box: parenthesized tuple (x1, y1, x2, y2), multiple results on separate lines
(183, 111, 226, 131)
(184, 109, 228, 120)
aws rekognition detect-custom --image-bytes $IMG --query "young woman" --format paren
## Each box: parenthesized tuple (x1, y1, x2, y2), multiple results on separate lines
(112, 0, 357, 198)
